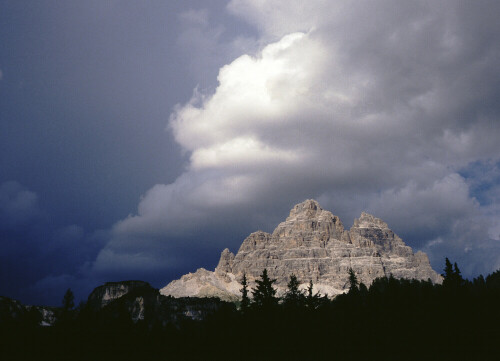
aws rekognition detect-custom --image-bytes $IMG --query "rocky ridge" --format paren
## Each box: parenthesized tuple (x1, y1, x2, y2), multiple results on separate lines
(85, 281, 233, 324)
(0, 296, 58, 326)
(87, 280, 152, 310)
(1, 281, 236, 328)
(161, 200, 442, 299)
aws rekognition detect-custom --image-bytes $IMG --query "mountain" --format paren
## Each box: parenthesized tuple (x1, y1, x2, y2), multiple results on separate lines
(0, 296, 58, 326)
(161, 199, 442, 299)
(87, 280, 152, 310)
(84, 281, 235, 325)
(0, 281, 235, 328)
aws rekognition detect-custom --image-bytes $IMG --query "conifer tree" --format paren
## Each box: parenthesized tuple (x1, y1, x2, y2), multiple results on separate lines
(251, 269, 278, 309)
(240, 273, 250, 312)
(474, 274, 486, 288)
(62, 288, 75, 310)
(443, 258, 465, 288)
(453, 262, 464, 287)
(306, 280, 321, 309)
(307, 279, 314, 299)
(58, 288, 75, 327)
(348, 268, 359, 294)
(283, 274, 304, 307)
(359, 282, 368, 295)
(442, 257, 454, 287)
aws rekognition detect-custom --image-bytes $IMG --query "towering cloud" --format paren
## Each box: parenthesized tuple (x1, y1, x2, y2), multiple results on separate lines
(93, 0, 500, 279)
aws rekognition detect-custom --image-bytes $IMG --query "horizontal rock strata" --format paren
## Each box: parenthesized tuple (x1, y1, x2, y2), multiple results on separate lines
(161, 200, 442, 299)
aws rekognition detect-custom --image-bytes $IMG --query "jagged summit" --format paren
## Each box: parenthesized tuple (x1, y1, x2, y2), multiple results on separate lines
(354, 211, 389, 229)
(288, 199, 323, 217)
(161, 200, 442, 300)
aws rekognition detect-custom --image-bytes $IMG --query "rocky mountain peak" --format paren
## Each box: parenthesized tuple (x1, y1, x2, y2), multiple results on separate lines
(161, 200, 442, 300)
(237, 231, 272, 253)
(353, 212, 389, 229)
(216, 248, 235, 273)
(288, 199, 322, 218)
(272, 199, 344, 243)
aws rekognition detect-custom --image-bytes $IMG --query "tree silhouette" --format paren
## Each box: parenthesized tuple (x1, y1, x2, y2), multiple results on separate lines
(453, 262, 465, 287)
(443, 258, 465, 288)
(306, 280, 321, 309)
(486, 269, 500, 289)
(251, 269, 278, 309)
(62, 288, 75, 310)
(283, 274, 304, 307)
(442, 258, 454, 287)
(58, 288, 76, 327)
(240, 273, 250, 312)
(348, 268, 359, 294)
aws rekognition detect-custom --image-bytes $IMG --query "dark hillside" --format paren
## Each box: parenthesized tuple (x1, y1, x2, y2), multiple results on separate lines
(1, 263, 499, 360)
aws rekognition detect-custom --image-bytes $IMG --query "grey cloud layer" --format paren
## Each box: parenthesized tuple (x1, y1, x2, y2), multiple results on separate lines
(94, 0, 500, 278)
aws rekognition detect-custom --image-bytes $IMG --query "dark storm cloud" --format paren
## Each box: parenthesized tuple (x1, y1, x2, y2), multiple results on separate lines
(0, 181, 41, 229)
(0, 181, 107, 305)
(0, 0, 248, 232)
(0, 0, 257, 304)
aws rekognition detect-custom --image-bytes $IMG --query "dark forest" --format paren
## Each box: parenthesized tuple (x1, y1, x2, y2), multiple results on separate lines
(1, 259, 499, 361)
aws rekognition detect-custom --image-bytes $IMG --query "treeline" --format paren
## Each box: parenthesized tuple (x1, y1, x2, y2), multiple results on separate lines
(231, 260, 500, 360)
(1, 259, 500, 360)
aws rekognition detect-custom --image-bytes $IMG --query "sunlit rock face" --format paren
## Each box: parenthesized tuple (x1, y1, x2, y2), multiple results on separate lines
(161, 200, 442, 299)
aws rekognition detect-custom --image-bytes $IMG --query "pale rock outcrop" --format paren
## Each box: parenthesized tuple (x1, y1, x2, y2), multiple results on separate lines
(85, 281, 236, 324)
(87, 280, 152, 309)
(161, 200, 442, 299)
(0, 296, 58, 327)
(161, 268, 240, 302)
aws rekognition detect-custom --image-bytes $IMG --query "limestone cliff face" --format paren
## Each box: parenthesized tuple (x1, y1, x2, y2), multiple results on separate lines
(0, 296, 58, 326)
(85, 281, 236, 325)
(161, 200, 442, 299)
(87, 280, 152, 309)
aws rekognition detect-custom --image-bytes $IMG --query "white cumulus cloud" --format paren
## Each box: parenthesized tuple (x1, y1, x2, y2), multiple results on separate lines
(93, 0, 500, 278)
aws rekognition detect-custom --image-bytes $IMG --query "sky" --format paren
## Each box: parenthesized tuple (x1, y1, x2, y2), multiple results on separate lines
(1, 0, 500, 306)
